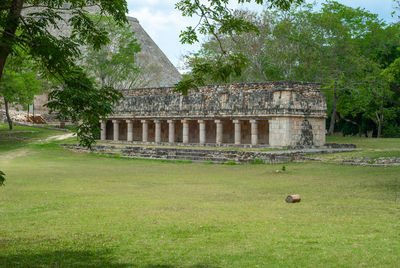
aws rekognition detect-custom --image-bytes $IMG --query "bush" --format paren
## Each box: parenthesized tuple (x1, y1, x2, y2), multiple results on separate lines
(0, 171, 5, 186)
(383, 124, 400, 138)
(251, 158, 264, 165)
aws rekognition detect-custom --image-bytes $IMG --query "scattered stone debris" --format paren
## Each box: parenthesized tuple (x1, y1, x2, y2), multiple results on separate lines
(325, 143, 357, 149)
(342, 157, 400, 167)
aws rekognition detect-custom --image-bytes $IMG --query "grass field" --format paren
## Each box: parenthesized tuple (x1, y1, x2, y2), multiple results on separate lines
(0, 124, 399, 267)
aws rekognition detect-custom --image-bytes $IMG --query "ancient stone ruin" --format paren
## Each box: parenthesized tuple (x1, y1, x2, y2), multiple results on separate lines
(101, 81, 327, 148)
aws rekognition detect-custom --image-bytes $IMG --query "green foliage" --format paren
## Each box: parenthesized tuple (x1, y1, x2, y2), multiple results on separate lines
(0, 0, 128, 148)
(0, 51, 43, 106)
(183, 1, 400, 137)
(282, 165, 286, 171)
(175, 0, 303, 93)
(0, 170, 5, 186)
(84, 15, 142, 90)
(175, 52, 248, 94)
(251, 158, 264, 164)
(383, 123, 400, 138)
(46, 68, 122, 148)
(176, 0, 303, 46)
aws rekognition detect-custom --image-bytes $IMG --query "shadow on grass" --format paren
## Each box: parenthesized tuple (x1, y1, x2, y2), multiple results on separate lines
(0, 249, 127, 267)
(0, 249, 218, 267)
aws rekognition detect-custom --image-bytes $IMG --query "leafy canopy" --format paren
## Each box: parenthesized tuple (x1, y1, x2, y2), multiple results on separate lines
(84, 15, 141, 90)
(0, 50, 43, 107)
(0, 0, 128, 147)
(175, 0, 303, 92)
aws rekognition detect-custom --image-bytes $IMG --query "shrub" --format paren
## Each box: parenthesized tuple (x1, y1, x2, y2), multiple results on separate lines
(251, 158, 264, 165)
(0, 171, 5, 187)
(383, 124, 400, 138)
(223, 161, 237, 165)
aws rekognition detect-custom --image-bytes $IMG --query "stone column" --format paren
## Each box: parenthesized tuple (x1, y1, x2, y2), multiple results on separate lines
(182, 120, 189, 144)
(155, 120, 161, 143)
(112, 120, 119, 142)
(167, 120, 175, 143)
(141, 120, 148, 142)
(126, 120, 133, 142)
(233, 120, 241, 145)
(100, 121, 106, 141)
(250, 120, 258, 146)
(198, 120, 206, 144)
(215, 120, 223, 144)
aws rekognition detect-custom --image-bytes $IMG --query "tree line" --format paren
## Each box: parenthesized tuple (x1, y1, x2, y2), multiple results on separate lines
(179, 1, 400, 138)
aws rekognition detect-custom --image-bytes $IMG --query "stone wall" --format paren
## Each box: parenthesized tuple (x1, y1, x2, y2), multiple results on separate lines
(109, 81, 327, 147)
(113, 81, 326, 119)
(63, 144, 358, 164)
(269, 117, 325, 147)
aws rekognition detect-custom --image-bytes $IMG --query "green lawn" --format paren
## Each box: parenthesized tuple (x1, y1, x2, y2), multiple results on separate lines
(0, 124, 399, 267)
(323, 136, 400, 160)
(0, 124, 67, 153)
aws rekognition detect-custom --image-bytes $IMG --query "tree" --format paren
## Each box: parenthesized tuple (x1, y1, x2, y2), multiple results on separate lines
(0, 52, 43, 130)
(84, 15, 142, 90)
(182, 1, 400, 137)
(0, 0, 128, 148)
(175, 0, 304, 92)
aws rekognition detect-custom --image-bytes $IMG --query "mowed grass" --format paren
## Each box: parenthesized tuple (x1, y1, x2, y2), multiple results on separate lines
(0, 123, 65, 153)
(0, 125, 399, 267)
(323, 136, 400, 160)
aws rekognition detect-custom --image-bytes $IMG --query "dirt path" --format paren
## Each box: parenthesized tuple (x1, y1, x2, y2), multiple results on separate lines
(0, 149, 29, 160)
(45, 133, 76, 141)
(0, 133, 75, 161)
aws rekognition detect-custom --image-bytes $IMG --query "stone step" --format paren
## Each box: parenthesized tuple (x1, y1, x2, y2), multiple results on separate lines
(122, 153, 231, 163)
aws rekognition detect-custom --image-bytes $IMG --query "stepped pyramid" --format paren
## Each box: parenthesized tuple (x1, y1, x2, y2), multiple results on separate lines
(126, 16, 182, 87)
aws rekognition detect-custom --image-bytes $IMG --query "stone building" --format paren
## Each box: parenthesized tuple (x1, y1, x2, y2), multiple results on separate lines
(100, 81, 327, 148)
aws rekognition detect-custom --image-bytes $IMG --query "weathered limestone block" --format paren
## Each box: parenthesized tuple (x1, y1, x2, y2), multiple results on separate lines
(113, 82, 327, 119)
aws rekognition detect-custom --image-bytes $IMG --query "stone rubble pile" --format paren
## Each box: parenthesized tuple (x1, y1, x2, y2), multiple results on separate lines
(343, 157, 400, 167)
(0, 109, 29, 123)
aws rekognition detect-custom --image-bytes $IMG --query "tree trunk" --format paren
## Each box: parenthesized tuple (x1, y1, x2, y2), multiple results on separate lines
(377, 102, 384, 138)
(328, 81, 338, 136)
(0, 0, 25, 82)
(286, 194, 301, 203)
(4, 98, 13, 130)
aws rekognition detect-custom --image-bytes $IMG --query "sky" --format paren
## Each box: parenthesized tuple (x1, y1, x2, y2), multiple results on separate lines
(127, 0, 398, 71)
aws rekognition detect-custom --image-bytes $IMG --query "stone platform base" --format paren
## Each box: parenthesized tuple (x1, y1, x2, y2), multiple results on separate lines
(103, 140, 272, 148)
(63, 144, 358, 164)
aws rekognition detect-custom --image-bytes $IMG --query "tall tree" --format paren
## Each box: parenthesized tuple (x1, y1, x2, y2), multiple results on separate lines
(0, 0, 128, 147)
(0, 52, 43, 130)
(175, 0, 304, 92)
(84, 15, 143, 90)
(182, 1, 399, 136)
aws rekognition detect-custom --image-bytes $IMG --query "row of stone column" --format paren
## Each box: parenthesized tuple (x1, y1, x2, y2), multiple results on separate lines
(101, 119, 260, 145)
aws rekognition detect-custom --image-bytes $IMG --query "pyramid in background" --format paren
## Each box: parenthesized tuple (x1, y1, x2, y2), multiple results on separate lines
(126, 16, 182, 88)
